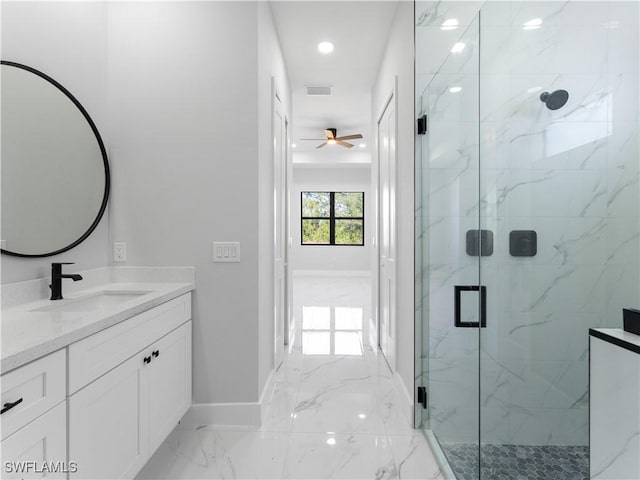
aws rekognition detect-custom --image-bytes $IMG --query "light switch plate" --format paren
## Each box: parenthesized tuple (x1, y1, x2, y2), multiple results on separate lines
(113, 242, 127, 262)
(213, 242, 240, 263)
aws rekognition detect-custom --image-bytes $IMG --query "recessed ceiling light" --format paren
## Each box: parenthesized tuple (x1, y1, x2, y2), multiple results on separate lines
(291, 143, 297, 148)
(449, 86, 462, 93)
(523, 18, 543, 30)
(451, 42, 466, 53)
(318, 41, 334, 54)
(358, 143, 366, 148)
(441, 18, 459, 30)
(326, 438, 336, 446)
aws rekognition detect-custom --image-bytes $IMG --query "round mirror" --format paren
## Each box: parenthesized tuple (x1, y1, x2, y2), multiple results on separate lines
(1, 61, 109, 257)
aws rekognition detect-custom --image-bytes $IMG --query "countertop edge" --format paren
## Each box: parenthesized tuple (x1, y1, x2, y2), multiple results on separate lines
(589, 328, 640, 355)
(1, 283, 194, 375)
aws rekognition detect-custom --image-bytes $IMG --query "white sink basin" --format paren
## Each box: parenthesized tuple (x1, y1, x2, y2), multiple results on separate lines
(32, 290, 151, 313)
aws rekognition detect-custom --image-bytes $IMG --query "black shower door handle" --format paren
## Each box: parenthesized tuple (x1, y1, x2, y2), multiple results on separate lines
(454, 285, 487, 328)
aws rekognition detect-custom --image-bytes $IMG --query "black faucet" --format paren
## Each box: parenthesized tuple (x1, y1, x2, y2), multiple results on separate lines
(50, 262, 83, 300)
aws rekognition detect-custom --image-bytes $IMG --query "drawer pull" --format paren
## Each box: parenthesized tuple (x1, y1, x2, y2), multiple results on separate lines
(1, 398, 23, 415)
(143, 356, 152, 365)
(152, 350, 160, 358)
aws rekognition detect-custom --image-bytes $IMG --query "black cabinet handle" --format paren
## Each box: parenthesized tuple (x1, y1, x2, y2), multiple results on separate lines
(152, 350, 159, 358)
(143, 356, 151, 364)
(1, 398, 23, 415)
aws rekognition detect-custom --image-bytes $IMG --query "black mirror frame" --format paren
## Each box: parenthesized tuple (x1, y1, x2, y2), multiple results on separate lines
(1, 60, 110, 258)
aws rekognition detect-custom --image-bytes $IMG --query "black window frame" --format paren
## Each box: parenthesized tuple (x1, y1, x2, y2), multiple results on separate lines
(301, 191, 365, 246)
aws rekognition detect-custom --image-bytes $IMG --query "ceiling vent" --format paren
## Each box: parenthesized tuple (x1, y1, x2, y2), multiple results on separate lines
(305, 85, 332, 96)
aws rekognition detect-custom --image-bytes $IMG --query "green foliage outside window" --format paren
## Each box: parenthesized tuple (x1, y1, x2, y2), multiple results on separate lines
(301, 192, 364, 246)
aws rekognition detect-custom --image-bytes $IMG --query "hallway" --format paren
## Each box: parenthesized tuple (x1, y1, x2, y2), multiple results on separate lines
(137, 273, 441, 479)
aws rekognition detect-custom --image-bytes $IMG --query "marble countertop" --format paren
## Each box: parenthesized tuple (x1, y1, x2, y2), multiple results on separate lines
(590, 328, 640, 354)
(1, 280, 194, 374)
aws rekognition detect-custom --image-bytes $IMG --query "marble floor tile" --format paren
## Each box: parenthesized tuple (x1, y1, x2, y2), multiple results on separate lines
(140, 427, 290, 480)
(260, 382, 298, 433)
(137, 273, 441, 480)
(284, 433, 397, 479)
(388, 433, 444, 480)
(292, 382, 387, 434)
(300, 355, 373, 384)
(377, 379, 414, 435)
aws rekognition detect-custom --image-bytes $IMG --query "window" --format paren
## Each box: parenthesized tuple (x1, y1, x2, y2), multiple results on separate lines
(301, 192, 364, 246)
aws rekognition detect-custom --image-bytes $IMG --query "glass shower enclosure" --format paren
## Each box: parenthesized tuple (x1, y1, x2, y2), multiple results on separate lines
(415, 2, 640, 479)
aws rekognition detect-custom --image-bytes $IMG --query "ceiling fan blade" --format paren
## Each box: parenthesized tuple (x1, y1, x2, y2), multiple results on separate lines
(316, 141, 328, 149)
(325, 129, 335, 139)
(335, 134, 363, 141)
(336, 140, 354, 148)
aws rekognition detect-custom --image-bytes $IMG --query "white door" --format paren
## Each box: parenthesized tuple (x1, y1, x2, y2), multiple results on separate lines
(378, 92, 396, 370)
(285, 119, 294, 348)
(273, 87, 286, 369)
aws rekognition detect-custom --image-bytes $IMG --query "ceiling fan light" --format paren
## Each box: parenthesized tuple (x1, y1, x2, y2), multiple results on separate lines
(327, 139, 337, 145)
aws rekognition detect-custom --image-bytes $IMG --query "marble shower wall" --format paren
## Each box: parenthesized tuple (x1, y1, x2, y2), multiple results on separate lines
(417, 1, 640, 447)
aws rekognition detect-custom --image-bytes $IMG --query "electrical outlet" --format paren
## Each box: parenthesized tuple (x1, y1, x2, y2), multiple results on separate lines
(213, 242, 240, 263)
(113, 242, 127, 262)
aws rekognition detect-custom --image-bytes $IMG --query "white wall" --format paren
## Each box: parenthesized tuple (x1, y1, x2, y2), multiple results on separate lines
(107, 1, 261, 404)
(372, 1, 415, 415)
(257, 1, 292, 396)
(292, 164, 372, 272)
(1, 2, 110, 284)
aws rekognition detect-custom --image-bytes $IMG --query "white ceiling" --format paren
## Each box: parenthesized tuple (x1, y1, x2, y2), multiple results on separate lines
(270, 1, 399, 152)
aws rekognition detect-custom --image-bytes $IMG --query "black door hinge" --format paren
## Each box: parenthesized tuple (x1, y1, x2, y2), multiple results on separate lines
(417, 386, 427, 409)
(417, 114, 427, 135)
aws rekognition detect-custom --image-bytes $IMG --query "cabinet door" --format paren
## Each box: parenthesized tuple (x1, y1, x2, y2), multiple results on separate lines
(68, 353, 149, 480)
(1, 402, 66, 480)
(1, 349, 66, 440)
(146, 321, 192, 455)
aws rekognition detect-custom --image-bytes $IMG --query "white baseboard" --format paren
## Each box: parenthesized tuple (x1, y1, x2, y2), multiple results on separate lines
(180, 402, 261, 427)
(293, 269, 371, 278)
(393, 371, 414, 427)
(180, 368, 278, 428)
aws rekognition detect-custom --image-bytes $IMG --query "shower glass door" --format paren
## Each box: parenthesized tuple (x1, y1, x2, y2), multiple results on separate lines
(417, 2, 640, 479)
(417, 13, 482, 478)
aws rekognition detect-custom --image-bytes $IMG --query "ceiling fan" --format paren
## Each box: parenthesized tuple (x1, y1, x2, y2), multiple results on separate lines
(302, 128, 363, 149)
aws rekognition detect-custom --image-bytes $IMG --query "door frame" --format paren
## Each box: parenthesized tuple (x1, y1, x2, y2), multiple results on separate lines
(374, 76, 399, 370)
(272, 77, 288, 369)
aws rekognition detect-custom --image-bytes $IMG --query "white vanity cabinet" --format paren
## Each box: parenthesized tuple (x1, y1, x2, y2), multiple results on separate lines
(590, 329, 640, 479)
(0, 350, 67, 479)
(68, 293, 192, 480)
(1, 403, 67, 480)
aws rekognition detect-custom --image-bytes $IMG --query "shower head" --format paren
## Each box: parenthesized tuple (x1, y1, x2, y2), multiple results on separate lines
(540, 89, 569, 110)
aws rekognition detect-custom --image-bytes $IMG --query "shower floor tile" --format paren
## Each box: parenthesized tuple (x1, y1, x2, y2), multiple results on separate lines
(441, 443, 589, 480)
